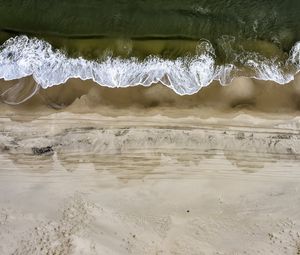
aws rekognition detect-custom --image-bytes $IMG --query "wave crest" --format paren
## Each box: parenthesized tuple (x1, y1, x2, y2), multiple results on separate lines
(0, 36, 299, 95)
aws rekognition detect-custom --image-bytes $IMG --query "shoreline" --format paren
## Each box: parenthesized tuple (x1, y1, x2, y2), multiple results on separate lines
(1, 73, 300, 115)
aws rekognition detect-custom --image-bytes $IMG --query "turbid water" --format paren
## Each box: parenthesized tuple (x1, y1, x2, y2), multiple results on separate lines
(0, 0, 299, 100)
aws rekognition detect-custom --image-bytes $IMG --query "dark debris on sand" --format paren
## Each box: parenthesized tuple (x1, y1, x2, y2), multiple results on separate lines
(32, 146, 54, 156)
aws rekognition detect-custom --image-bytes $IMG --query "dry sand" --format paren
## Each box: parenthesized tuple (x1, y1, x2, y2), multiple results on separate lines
(1, 78, 300, 254)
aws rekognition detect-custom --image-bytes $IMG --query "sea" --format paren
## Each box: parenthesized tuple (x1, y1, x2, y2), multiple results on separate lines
(0, 0, 299, 100)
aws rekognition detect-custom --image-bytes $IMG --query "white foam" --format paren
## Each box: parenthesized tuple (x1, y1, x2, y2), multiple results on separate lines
(245, 59, 294, 84)
(0, 36, 299, 95)
(289, 41, 300, 69)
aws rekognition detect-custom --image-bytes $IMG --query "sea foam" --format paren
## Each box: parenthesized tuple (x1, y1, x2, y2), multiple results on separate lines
(0, 36, 299, 96)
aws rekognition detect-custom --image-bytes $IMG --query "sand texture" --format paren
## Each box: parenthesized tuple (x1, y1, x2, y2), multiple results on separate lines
(0, 107, 300, 254)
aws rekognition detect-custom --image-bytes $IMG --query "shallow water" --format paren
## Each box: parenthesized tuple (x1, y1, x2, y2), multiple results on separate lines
(1, 75, 300, 114)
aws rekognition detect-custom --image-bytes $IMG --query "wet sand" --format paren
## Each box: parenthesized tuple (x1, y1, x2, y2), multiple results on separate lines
(1, 78, 300, 254)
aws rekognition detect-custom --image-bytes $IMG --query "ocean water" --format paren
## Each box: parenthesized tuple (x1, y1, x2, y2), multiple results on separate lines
(0, 0, 299, 98)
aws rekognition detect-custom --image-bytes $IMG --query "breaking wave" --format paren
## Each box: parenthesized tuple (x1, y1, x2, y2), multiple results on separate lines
(0, 36, 299, 95)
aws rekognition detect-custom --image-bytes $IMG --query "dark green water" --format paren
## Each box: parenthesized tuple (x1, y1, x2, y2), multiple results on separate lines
(0, 0, 299, 56)
(0, 0, 299, 95)
(0, 0, 299, 41)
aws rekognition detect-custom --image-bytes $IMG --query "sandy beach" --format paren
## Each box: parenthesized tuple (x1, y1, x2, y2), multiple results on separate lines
(1, 78, 300, 254)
